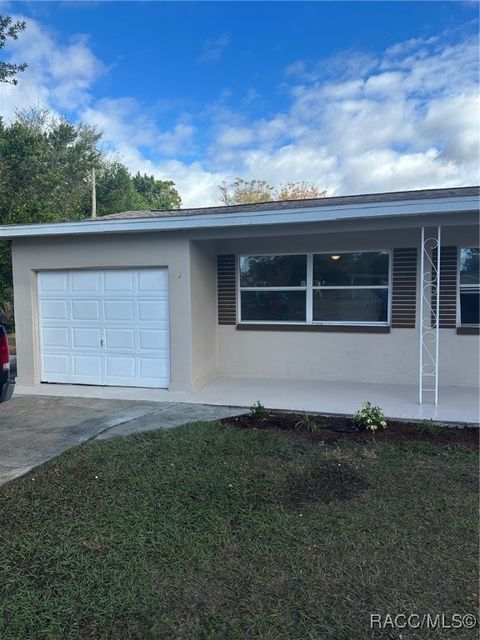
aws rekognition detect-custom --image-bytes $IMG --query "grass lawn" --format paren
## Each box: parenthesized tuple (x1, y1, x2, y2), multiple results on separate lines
(0, 421, 477, 639)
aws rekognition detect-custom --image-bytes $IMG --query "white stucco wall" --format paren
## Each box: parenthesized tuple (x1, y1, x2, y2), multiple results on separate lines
(215, 225, 479, 387)
(189, 240, 218, 388)
(12, 232, 194, 390)
(10, 216, 479, 392)
(217, 327, 479, 386)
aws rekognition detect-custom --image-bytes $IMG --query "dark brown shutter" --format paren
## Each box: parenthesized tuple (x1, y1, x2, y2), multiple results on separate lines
(391, 248, 417, 328)
(432, 246, 457, 328)
(217, 255, 236, 325)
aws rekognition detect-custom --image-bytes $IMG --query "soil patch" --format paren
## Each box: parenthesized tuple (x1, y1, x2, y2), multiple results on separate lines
(286, 459, 369, 506)
(224, 411, 479, 449)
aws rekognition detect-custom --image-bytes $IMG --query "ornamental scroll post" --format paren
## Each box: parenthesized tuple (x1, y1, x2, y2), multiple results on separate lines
(419, 226, 441, 405)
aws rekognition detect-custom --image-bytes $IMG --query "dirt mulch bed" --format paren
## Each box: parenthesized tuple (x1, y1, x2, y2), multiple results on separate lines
(223, 411, 479, 449)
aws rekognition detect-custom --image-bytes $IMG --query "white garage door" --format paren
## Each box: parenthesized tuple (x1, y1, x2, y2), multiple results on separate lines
(37, 268, 170, 388)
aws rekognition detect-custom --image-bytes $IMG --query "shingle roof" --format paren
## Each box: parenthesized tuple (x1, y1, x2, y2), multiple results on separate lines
(101, 186, 479, 220)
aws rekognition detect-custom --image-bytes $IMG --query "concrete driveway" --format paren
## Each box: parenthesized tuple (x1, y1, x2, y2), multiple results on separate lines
(0, 395, 244, 486)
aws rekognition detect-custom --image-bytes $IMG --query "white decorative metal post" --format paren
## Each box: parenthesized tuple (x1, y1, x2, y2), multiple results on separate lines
(419, 226, 441, 405)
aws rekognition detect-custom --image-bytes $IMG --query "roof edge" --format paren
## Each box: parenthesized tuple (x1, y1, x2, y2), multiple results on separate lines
(0, 188, 478, 239)
(102, 185, 480, 220)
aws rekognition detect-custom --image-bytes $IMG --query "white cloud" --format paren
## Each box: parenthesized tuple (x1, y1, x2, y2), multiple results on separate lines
(0, 16, 105, 117)
(227, 34, 480, 199)
(283, 60, 306, 77)
(0, 15, 478, 208)
(217, 126, 254, 147)
(198, 35, 230, 64)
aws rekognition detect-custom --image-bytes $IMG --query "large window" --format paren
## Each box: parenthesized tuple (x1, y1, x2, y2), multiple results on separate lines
(239, 251, 390, 324)
(313, 252, 389, 323)
(239, 255, 307, 322)
(459, 248, 479, 326)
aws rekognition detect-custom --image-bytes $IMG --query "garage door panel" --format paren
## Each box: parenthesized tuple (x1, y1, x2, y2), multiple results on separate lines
(139, 357, 170, 381)
(72, 300, 100, 321)
(105, 328, 135, 350)
(73, 355, 102, 377)
(41, 299, 69, 321)
(104, 270, 134, 292)
(43, 354, 70, 376)
(138, 299, 168, 321)
(39, 271, 68, 293)
(42, 327, 69, 348)
(105, 356, 136, 379)
(72, 327, 102, 349)
(104, 300, 134, 321)
(38, 268, 170, 388)
(139, 269, 168, 292)
(71, 271, 99, 292)
(139, 329, 169, 351)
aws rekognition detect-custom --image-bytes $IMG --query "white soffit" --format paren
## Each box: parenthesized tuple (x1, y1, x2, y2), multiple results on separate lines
(0, 194, 478, 239)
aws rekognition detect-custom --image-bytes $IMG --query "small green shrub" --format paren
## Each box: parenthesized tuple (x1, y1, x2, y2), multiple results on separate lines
(353, 401, 387, 432)
(0, 298, 15, 333)
(419, 419, 443, 436)
(249, 401, 268, 421)
(295, 413, 319, 433)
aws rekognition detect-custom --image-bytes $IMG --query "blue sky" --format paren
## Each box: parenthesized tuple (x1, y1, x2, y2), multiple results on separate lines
(0, 1, 479, 206)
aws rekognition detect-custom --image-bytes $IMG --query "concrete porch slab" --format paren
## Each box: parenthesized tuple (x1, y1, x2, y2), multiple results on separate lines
(14, 376, 480, 424)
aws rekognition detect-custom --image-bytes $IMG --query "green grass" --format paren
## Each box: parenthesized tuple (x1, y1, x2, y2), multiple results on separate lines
(0, 422, 477, 639)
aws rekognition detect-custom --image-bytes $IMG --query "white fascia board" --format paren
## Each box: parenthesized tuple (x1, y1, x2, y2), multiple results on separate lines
(0, 194, 478, 239)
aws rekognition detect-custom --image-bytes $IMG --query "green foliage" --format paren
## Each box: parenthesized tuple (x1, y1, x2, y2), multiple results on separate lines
(249, 400, 268, 421)
(0, 111, 182, 223)
(132, 172, 181, 210)
(419, 419, 444, 436)
(0, 109, 182, 327)
(0, 16, 27, 85)
(294, 413, 319, 433)
(353, 401, 388, 432)
(0, 109, 101, 225)
(95, 161, 145, 216)
(95, 166, 181, 216)
(0, 297, 14, 332)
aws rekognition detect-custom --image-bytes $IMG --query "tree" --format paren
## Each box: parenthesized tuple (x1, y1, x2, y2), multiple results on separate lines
(219, 178, 327, 205)
(0, 109, 182, 224)
(132, 172, 181, 210)
(0, 108, 183, 321)
(219, 178, 273, 205)
(0, 16, 27, 84)
(276, 181, 327, 201)
(0, 109, 101, 309)
(95, 166, 181, 216)
(95, 161, 145, 216)
(0, 109, 101, 225)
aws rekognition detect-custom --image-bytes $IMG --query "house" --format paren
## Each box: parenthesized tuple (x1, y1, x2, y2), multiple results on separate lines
(0, 186, 478, 412)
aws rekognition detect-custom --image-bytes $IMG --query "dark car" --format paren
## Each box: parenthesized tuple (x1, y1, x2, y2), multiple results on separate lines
(0, 324, 15, 403)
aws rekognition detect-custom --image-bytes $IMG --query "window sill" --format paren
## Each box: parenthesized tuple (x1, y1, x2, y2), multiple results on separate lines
(236, 323, 391, 333)
(456, 326, 480, 335)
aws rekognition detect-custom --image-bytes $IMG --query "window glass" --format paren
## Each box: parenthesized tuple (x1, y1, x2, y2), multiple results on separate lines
(460, 291, 479, 325)
(313, 289, 388, 323)
(313, 252, 389, 287)
(460, 248, 479, 286)
(241, 290, 306, 322)
(240, 255, 307, 288)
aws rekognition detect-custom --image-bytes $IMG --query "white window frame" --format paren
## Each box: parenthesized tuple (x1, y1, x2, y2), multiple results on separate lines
(237, 250, 392, 326)
(457, 247, 480, 327)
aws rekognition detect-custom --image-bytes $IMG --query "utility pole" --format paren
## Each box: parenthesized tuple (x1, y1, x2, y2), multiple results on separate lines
(91, 167, 97, 218)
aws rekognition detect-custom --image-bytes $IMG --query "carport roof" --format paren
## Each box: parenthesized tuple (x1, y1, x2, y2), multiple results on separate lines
(0, 186, 478, 239)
